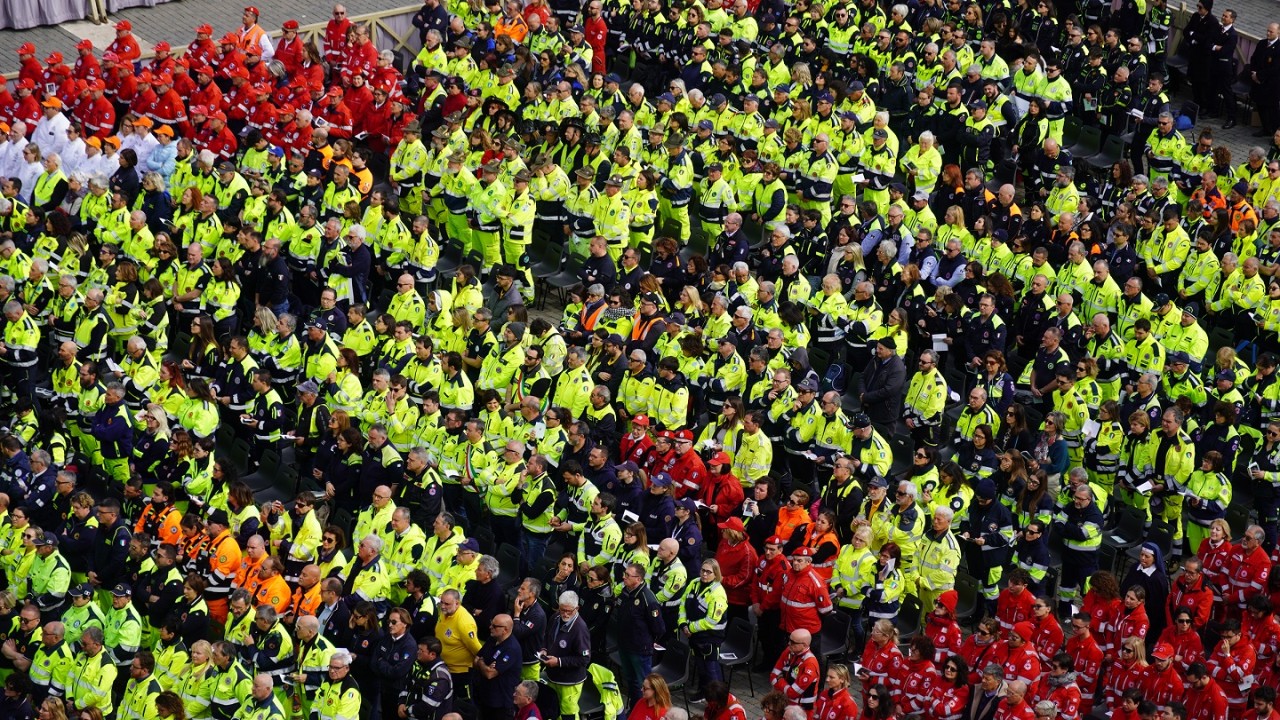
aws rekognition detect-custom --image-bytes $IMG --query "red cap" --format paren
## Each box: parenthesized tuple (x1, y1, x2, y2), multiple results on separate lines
(90, 79, 106, 92)
(283, 19, 299, 30)
(656, 430, 674, 440)
(717, 517, 746, 533)
(937, 589, 959, 615)
(74, 79, 89, 93)
(137, 70, 153, 84)
(220, 33, 239, 45)
(631, 414, 650, 426)
(254, 84, 271, 95)
(45, 52, 63, 64)
(210, 111, 227, 122)
(244, 5, 260, 15)
(16, 78, 35, 91)
(194, 65, 213, 76)
(326, 85, 343, 97)
(53, 65, 70, 76)
(196, 23, 213, 34)
(1013, 622, 1035, 642)
(675, 429, 694, 442)
(765, 536, 785, 546)
(103, 51, 120, 63)
(308, 79, 324, 92)
(115, 20, 132, 31)
(1152, 643, 1175, 660)
(790, 546, 814, 557)
(278, 103, 295, 114)
(710, 451, 731, 466)
(154, 41, 171, 53)
(17, 43, 35, 55)
(189, 104, 209, 116)
(76, 39, 94, 51)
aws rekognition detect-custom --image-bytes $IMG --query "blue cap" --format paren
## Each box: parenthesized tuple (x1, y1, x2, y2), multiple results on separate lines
(268, 145, 285, 158)
(650, 472, 673, 488)
(657, 92, 676, 104)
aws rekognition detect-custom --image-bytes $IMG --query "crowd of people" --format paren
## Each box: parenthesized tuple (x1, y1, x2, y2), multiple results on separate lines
(0, 0, 1280, 718)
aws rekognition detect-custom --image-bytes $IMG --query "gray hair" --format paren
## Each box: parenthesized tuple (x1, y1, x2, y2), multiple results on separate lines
(518, 680, 539, 699)
(360, 534, 384, 552)
(330, 649, 353, 667)
(558, 590, 580, 608)
(478, 555, 500, 578)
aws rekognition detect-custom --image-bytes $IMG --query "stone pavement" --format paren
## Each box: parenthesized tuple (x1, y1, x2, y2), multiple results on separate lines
(0, 0, 415, 74)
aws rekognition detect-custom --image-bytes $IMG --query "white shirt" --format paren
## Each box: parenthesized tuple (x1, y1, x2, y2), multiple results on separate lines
(31, 112, 70, 159)
(61, 137, 88, 177)
(18, 160, 42, 202)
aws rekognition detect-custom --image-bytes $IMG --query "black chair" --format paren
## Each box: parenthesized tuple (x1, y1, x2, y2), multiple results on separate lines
(496, 543, 522, 580)
(894, 597, 922, 641)
(1066, 125, 1102, 162)
(577, 675, 606, 720)
(1106, 507, 1146, 556)
(817, 611, 851, 667)
(471, 526, 496, 555)
(535, 682, 562, 720)
(953, 573, 982, 626)
(651, 639, 692, 710)
(718, 617, 756, 696)
(1086, 135, 1128, 171)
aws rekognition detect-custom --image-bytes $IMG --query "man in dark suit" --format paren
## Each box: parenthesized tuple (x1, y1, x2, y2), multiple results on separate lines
(856, 336, 907, 436)
(1250, 23, 1280, 136)
(1214, 9, 1240, 127)
(1183, 0, 1221, 115)
(317, 577, 352, 647)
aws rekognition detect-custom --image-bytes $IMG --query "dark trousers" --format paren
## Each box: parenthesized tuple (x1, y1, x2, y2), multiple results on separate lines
(1218, 59, 1239, 121)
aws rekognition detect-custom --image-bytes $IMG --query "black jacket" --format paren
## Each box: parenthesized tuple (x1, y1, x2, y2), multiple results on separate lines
(616, 584, 666, 655)
(857, 354, 907, 426)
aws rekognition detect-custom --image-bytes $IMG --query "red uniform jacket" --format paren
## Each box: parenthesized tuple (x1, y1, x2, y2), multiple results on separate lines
(714, 539, 757, 606)
(1197, 537, 1234, 595)
(317, 100, 354, 138)
(186, 40, 220, 71)
(859, 639, 904, 697)
(82, 96, 115, 138)
(106, 36, 141, 63)
(275, 36, 306, 76)
(324, 19, 351, 66)
(1184, 678, 1230, 720)
(1145, 664, 1185, 707)
(18, 58, 43, 89)
(1229, 545, 1271, 607)
(960, 636, 1008, 685)
(1242, 613, 1280, 689)
(1003, 643, 1041, 687)
(206, 126, 239, 161)
(698, 471, 744, 524)
(618, 431, 652, 466)
(1065, 633, 1104, 713)
(995, 697, 1035, 720)
(1168, 574, 1214, 629)
(1205, 638, 1256, 708)
(899, 658, 938, 714)
(73, 54, 102, 84)
(13, 95, 41, 129)
(926, 614, 963, 664)
(344, 84, 375, 126)
(814, 688, 859, 720)
(1082, 592, 1124, 655)
(1103, 659, 1149, 711)
(1157, 626, 1206, 673)
(669, 449, 707, 499)
(779, 566, 832, 634)
(771, 649, 820, 708)
(1113, 605, 1150, 656)
(190, 82, 226, 114)
(1045, 681, 1082, 720)
(751, 552, 786, 610)
(225, 82, 256, 122)
(996, 588, 1037, 635)
(1031, 614, 1064, 665)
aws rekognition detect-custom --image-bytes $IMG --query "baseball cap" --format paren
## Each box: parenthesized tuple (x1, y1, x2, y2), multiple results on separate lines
(631, 414, 650, 426)
(111, 583, 133, 597)
(718, 517, 746, 533)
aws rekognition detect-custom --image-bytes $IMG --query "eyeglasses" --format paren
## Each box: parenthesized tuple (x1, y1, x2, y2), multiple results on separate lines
(322, 536, 336, 543)
(334, 10, 346, 14)
(1176, 618, 1192, 624)
(1121, 648, 1134, 654)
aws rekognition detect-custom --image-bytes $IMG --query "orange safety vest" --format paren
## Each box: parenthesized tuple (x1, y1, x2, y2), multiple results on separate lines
(238, 24, 267, 56)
